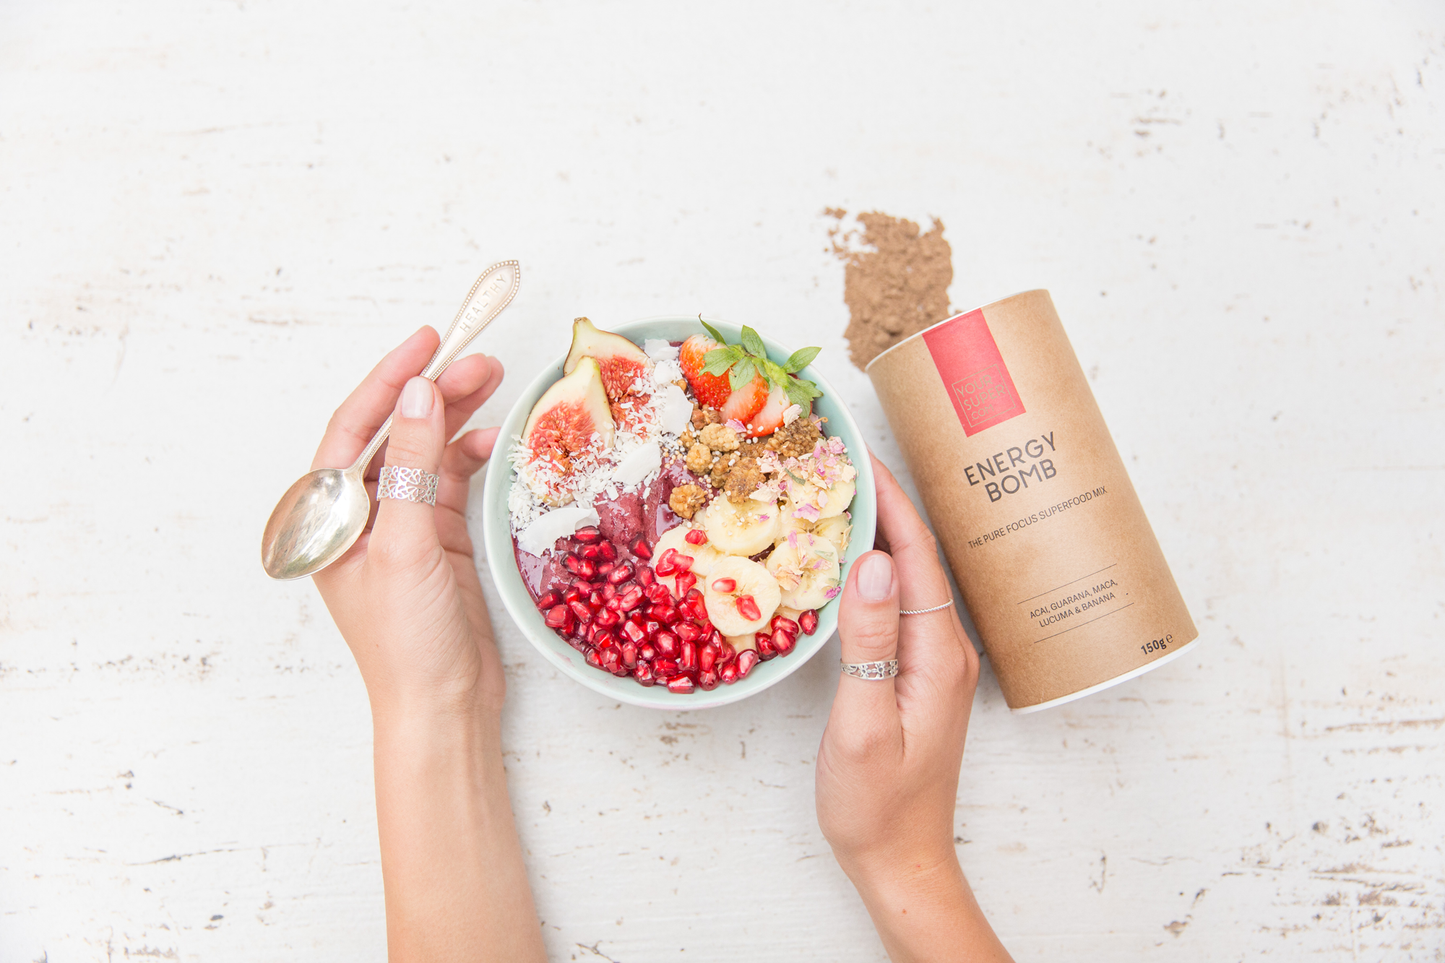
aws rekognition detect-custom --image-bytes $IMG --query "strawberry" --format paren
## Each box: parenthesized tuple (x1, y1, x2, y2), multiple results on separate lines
(679, 335, 732, 409)
(720, 374, 769, 423)
(681, 322, 824, 436)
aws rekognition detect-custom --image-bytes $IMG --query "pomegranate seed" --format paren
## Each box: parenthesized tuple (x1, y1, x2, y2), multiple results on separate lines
(584, 623, 601, 644)
(686, 591, 708, 620)
(564, 554, 586, 575)
(599, 646, 622, 672)
(654, 631, 678, 656)
(672, 553, 694, 574)
(588, 591, 605, 609)
(639, 642, 657, 661)
(653, 657, 680, 678)
(736, 595, 762, 622)
(607, 561, 634, 585)
(580, 543, 604, 561)
(598, 541, 618, 562)
(620, 640, 638, 668)
(647, 603, 675, 624)
(563, 585, 583, 603)
(706, 628, 723, 648)
(584, 647, 602, 668)
(756, 634, 777, 660)
(799, 609, 819, 635)
(621, 620, 646, 644)
(578, 559, 597, 580)
(631, 536, 653, 560)
(645, 582, 671, 605)
(771, 615, 799, 636)
(736, 649, 760, 677)
(680, 640, 698, 673)
(572, 580, 594, 594)
(596, 560, 616, 578)
(574, 526, 602, 543)
(711, 577, 737, 593)
(595, 608, 620, 628)
(717, 640, 737, 665)
(635, 565, 656, 588)
(674, 621, 702, 642)
(634, 661, 656, 685)
(719, 662, 740, 684)
(666, 675, 695, 694)
(594, 630, 616, 649)
(644, 620, 661, 638)
(535, 589, 561, 611)
(698, 669, 720, 691)
(601, 582, 618, 602)
(568, 599, 593, 622)
(699, 642, 718, 673)
(655, 548, 679, 576)
(568, 636, 589, 653)
(617, 586, 645, 611)
(544, 604, 572, 632)
(675, 572, 697, 596)
(772, 628, 795, 655)
(685, 528, 708, 545)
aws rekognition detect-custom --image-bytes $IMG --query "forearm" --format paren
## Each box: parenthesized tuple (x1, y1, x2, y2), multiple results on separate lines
(372, 702, 546, 963)
(847, 855, 1013, 963)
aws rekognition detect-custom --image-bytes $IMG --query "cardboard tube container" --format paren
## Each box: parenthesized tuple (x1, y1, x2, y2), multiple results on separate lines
(867, 290, 1198, 712)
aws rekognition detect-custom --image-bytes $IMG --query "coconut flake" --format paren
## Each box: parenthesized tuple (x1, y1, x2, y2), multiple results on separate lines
(644, 339, 680, 362)
(782, 403, 803, 426)
(517, 504, 599, 555)
(612, 440, 661, 488)
(659, 383, 693, 435)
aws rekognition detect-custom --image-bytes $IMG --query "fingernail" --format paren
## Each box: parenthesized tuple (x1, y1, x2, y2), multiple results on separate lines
(858, 553, 893, 601)
(400, 377, 432, 419)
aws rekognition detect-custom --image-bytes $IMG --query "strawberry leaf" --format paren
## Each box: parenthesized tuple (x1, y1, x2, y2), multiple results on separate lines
(739, 326, 767, 358)
(698, 317, 727, 345)
(703, 345, 743, 375)
(783, 346, 821, 373)
(729, 358, 757, 391)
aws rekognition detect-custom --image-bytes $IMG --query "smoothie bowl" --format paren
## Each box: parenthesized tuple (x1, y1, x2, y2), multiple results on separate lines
(481, 316, 876, 709)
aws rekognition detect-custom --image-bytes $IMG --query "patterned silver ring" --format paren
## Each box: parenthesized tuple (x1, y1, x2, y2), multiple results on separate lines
(841, 659, 899, 681)
(900, 599, 954, 616)
(377, 466, 439, 506)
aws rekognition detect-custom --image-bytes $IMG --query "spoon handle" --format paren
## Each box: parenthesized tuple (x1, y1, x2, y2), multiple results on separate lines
(346, 260, 522, 475)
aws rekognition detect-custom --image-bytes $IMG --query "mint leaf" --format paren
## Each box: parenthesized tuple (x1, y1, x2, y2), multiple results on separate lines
(739, 326, 767, 359)
(783, 346, 821, 372)
(729, 358, 757, 391)
(699, 318, 727, 345)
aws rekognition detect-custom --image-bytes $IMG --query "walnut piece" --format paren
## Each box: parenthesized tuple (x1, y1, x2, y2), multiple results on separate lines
(699, 423, 741, 452)
(766, 416, 823, 460)
(668, 484, 709, 520)
(690, 407, 723, 430)
(685, 443, 714, 475)
(723, 456, 766, 503)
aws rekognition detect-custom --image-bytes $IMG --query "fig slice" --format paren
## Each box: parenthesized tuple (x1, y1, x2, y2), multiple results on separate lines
(523, 356, 615, 463)
(563, 317, 651, 403)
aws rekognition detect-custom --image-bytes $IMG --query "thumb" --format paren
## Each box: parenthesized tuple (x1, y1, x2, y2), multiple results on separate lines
(372, 376, 445, 561)
(834, 551, 901, 718)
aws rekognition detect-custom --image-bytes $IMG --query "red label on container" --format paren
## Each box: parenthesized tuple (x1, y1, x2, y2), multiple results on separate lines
(922, 310, 1025, 436)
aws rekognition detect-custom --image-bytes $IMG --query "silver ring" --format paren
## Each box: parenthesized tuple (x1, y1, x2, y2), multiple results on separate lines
(900, 599, 954, 616)
(377, 466, 439, 506)
(841, 659, 899, 680)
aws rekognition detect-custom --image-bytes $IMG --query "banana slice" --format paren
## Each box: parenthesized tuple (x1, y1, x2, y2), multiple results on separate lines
(766, 532, 841, 611)
(784, 474, 856, 521)
(812, 514, 852, 555)
(701, 495, 783, 557)
(724, 631, 757, 653)
(650, 523, 723, 595)
(702, 556, 781, 636)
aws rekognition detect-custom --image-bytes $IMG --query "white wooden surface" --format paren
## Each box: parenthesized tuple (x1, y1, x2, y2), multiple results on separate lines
(3, 2, 1443, 959)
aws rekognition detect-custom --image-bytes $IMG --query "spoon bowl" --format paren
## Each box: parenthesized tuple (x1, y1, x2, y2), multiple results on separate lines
(261, 466, 372, 580)
(261, 260, 521, 580)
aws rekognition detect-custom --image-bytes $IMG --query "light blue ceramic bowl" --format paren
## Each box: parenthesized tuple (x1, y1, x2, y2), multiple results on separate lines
(481, 317, 876, 710)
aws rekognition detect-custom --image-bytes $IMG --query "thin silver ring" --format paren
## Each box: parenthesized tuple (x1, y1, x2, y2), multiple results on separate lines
(900, 599, 954, 616)
(841, 659, 899, 680)
(377, 465, 439, 506)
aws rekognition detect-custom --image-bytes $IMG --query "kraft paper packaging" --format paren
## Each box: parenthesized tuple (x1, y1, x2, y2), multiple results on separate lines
(866, 290, 1198, 712)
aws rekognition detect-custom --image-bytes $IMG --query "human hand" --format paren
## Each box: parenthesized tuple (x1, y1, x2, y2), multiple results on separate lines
(308, 325, 506, 719)
(816, 455, 1010, 961)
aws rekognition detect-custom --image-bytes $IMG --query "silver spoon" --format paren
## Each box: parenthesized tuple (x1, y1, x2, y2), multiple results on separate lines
(260, 260, 521, 580)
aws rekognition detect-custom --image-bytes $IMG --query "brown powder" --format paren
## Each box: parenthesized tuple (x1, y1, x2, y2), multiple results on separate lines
(827, 209, 954, 369)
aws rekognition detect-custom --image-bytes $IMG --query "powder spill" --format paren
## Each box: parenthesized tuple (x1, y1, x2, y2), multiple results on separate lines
(827, 209, 954, 370)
